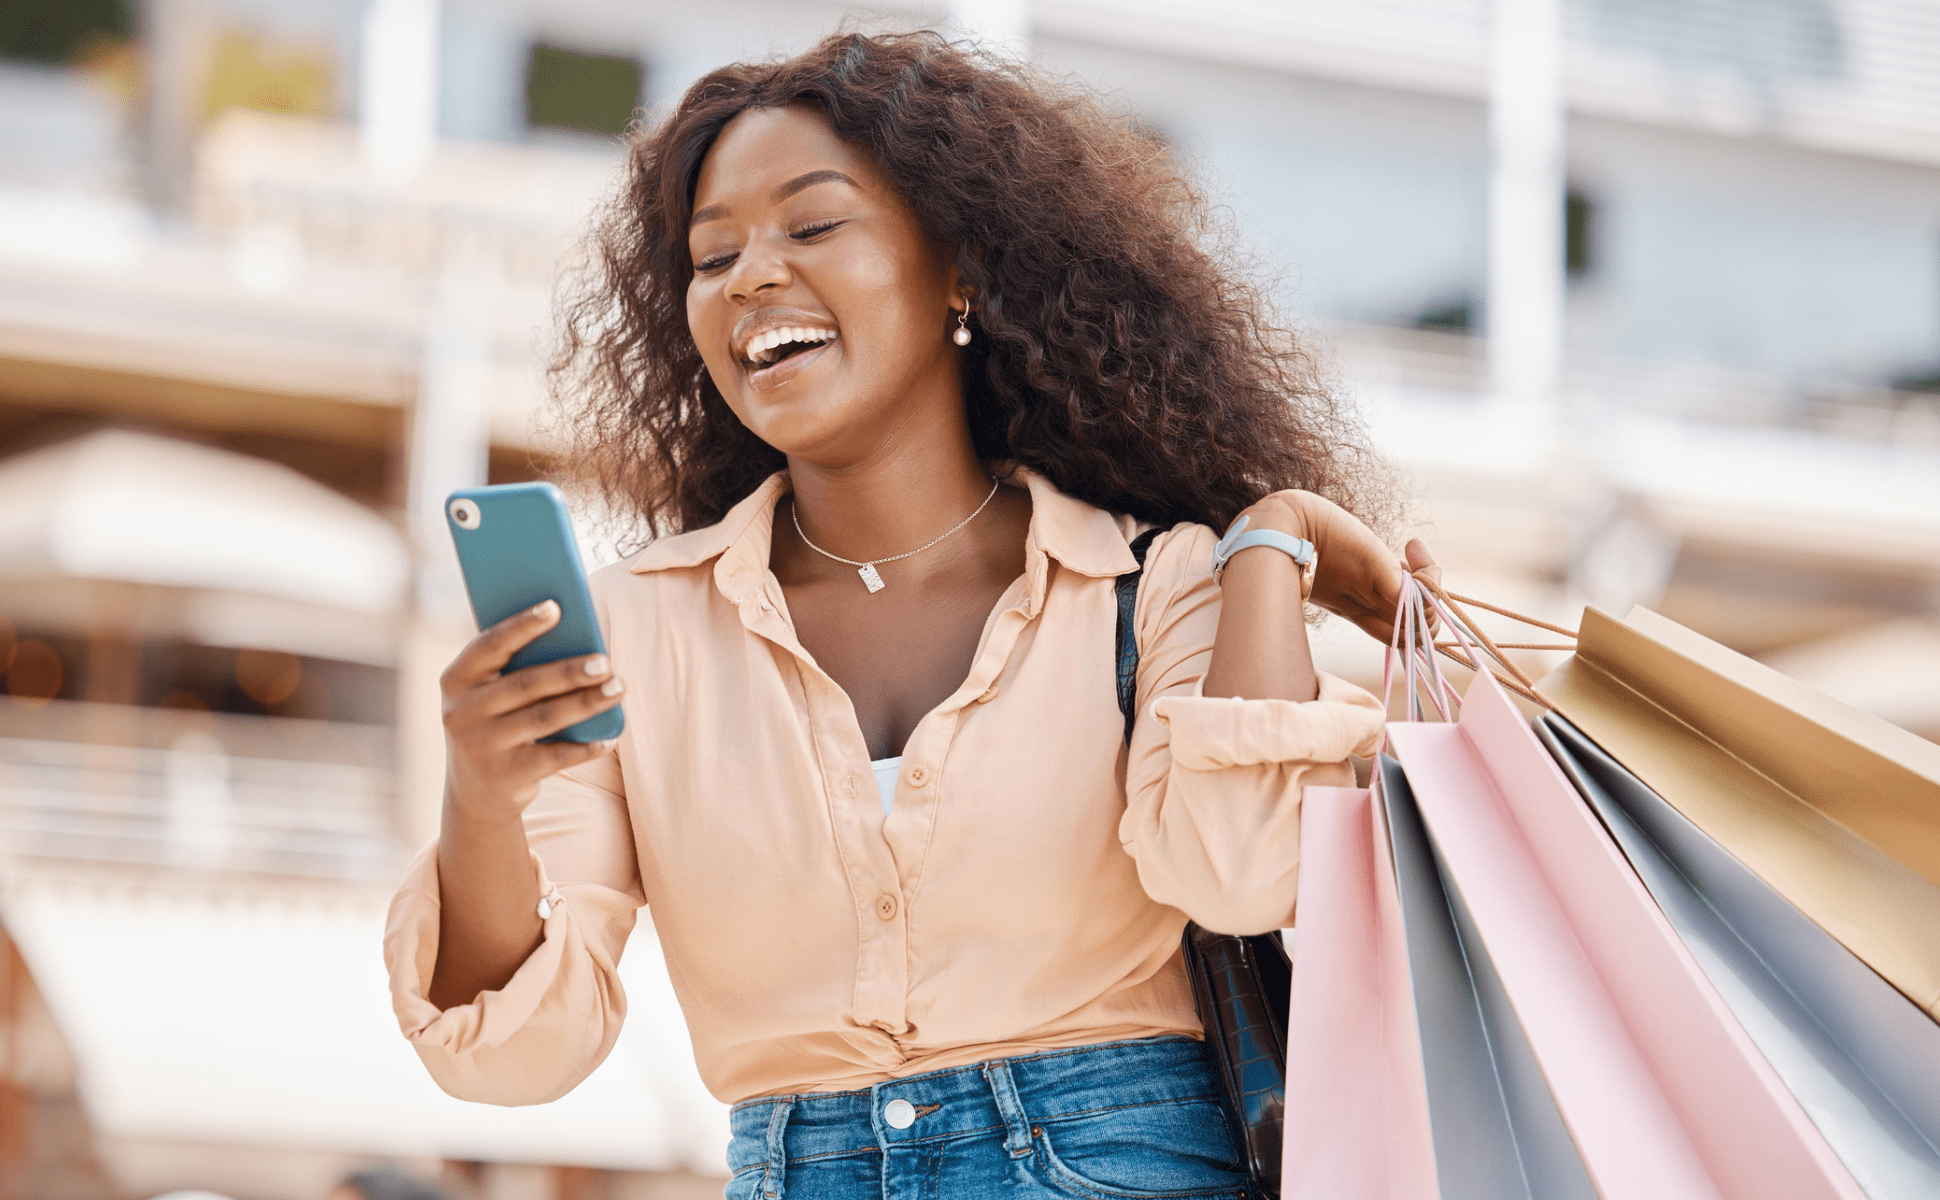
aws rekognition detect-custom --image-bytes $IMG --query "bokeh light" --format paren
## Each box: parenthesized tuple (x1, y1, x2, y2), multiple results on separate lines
(5, 636, 64, 704)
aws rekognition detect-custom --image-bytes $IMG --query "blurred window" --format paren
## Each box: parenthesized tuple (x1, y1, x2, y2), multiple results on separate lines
(524, 42, 641, 137)
(1566, 188, 1595, 278)
(1414, 295, 1475, 333)
(0, 0, 129, 65)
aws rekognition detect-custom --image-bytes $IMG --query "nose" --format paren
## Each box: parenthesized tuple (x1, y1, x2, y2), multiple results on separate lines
(724, 236, 791, 303)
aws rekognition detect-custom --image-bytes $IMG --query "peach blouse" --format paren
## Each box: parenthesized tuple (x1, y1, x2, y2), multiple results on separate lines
(384, 470, 1385, 1106)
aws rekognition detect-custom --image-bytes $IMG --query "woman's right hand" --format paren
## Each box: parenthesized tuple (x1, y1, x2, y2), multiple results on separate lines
(439, 599, 625, 825)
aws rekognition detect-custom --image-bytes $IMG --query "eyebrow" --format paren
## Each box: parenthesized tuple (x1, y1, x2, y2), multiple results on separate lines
(690, 169, 860, 228)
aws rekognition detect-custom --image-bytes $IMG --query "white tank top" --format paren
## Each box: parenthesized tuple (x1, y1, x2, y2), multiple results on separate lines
(870, 756, 902, 818)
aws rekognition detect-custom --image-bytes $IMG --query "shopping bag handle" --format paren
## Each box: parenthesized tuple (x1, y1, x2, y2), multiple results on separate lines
(1383, 574, 1470, 725)
(1385, 569, 1578, 718)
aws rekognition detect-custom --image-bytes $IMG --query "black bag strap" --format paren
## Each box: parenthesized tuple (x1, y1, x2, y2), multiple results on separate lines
(1115, 524, 1288, 1199)
(1115, 528, 1164, 743)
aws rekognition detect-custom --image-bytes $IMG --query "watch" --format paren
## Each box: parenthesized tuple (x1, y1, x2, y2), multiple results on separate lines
(1212, 515, 1316, 592)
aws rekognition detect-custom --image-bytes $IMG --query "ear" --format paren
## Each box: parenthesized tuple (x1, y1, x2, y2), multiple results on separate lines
(939, 243, 981, 313)
(944, 261, 971, 314)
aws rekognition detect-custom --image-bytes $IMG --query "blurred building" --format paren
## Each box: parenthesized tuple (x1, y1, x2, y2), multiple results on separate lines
(0, 0, 1935, 1197)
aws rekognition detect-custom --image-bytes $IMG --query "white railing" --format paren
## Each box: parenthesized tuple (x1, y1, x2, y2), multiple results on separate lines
(1038, 0, 1940, 165)
(0, 700, 402, 881)
(195, 110, 617, 288)
(1323, 320, 1940, 456)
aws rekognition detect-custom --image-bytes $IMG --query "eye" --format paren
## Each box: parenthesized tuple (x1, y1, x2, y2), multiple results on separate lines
(694, 250, 738, 273)
(792, 219, 844, 241)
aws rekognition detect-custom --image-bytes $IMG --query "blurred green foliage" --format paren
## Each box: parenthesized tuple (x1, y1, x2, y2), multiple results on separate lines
(525, 42, 641, 137)
(0, 0, 129, 64)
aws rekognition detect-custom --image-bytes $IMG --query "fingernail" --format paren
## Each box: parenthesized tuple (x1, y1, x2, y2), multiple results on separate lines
(600, 677, 624, 697)
(584, 655, 609, 677)
(531, 600, 559, 619)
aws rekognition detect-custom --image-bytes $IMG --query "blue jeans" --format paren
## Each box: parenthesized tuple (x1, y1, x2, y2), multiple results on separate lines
(724, 1037, 1249, 1199)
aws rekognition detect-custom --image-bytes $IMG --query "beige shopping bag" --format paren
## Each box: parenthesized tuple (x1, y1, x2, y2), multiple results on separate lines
(1539, 606, 1940, 1019)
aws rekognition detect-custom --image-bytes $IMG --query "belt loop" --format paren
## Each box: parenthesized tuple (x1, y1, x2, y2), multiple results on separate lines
(982, 1059, 1033, 1159)
(760, 1096, 794, 1199)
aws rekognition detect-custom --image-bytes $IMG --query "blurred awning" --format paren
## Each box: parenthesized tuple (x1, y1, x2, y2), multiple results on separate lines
(0, 429, 409, 664)
(0, 879, 730, 1175)
(0, 429, 408, 610)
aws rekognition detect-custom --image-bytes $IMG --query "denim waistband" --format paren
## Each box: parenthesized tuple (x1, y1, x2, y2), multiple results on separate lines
(727, 1036, 1217, 1187)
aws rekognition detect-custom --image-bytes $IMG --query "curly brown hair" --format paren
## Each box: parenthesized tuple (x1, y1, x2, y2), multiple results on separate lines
(549, 30, 1388, 542)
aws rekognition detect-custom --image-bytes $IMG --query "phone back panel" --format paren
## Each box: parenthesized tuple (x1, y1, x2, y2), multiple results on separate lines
(446, 482, 623, 743)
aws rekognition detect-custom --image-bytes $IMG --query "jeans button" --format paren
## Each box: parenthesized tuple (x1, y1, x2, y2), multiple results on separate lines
(884, 1098, 916, 1129)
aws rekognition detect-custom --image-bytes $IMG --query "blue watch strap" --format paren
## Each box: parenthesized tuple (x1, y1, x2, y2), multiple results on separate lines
(1212, 515, 1315, 580)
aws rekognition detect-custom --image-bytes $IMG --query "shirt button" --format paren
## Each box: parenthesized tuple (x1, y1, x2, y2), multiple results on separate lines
(876, 893, 898, 921)
(883, 1098, 916, 1129)
(844, 774, 857, 797)
(906, 765, 928, 787)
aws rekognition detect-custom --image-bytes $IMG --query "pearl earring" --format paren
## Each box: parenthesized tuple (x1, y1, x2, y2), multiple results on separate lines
(953, 305, 972, 346)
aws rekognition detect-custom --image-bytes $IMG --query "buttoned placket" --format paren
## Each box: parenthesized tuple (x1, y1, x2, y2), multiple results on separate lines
(716, 555, 907, 1034)
(713, 520, 1055, 1046)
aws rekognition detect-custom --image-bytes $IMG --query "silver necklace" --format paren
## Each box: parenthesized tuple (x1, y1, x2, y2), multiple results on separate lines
(791, 478, 1001, 593)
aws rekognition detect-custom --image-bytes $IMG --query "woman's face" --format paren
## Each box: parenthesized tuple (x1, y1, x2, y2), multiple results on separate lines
(686, 105, 964, 464)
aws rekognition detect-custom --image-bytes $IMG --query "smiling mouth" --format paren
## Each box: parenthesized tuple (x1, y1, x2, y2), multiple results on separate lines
(741, 326, 840, 369)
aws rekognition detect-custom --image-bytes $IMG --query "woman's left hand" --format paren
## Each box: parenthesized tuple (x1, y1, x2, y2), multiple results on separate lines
(1231, 491, 1438, 642)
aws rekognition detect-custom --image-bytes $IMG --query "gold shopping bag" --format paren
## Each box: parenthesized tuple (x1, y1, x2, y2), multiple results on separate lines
(1538, 606, 1940, 1019)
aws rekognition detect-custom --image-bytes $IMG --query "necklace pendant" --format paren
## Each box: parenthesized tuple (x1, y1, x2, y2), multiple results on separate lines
(858, 563, 886, 593)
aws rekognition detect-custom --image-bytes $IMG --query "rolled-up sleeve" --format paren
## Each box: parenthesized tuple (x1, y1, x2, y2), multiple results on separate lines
(383, 751, 645, 1105)
(1118, 524, 1385, 935)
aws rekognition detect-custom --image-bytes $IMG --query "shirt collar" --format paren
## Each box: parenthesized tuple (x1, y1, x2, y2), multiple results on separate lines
(1015, 468, 1142, 577)
(628, 467, 1143, 598)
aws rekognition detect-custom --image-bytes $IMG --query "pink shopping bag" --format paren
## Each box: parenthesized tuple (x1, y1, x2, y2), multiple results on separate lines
(1386, 664, 1863, 1200)
(1290, 768, 1599, 1199)
(1283, 785, 1437, 1199)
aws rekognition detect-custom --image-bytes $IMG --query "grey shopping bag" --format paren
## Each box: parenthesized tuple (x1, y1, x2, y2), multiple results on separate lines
(1538, 715, 1940, 1200)
(1375, 755, 1597, 1200)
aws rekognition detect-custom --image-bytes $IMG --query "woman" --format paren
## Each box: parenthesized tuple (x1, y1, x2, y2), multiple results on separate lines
(385, 31, 1434, 1199)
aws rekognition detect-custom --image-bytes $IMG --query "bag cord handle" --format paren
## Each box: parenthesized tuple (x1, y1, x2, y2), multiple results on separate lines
(1388, 569, 1580, 719)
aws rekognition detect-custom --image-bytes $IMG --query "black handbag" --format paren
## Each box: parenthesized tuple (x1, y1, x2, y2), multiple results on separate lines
(1116, 528, 1290, 1200)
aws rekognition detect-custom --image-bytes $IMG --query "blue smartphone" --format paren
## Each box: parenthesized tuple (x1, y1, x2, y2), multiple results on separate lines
(445, 482, 624, 743)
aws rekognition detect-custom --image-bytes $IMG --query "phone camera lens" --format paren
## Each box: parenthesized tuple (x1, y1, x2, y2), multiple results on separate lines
(450, 500, 480, 530)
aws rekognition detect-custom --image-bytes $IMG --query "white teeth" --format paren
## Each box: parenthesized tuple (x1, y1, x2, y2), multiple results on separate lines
(744, 325, 838, 365)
